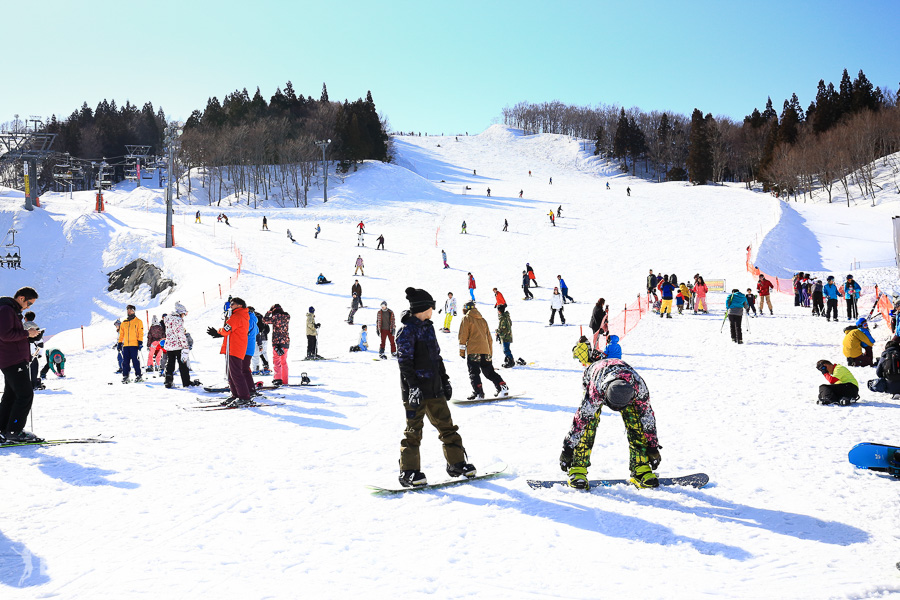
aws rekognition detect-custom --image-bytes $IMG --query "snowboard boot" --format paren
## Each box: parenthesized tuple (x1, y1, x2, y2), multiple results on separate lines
(495, 383, 509, 398)
(567, 467, 589, 490)
(467, 385, 485, 401)
(252, 370, 261, 376)
(300, 373, 311, 385)
(391, 352, 397, 358)
(446, 462, 477, 479)
(630, 465, 659, 489)
(135, 375, 144, 383)
(379, 354, 387, 360)
(122, 376, 131, 384)
(516, 358, 526, 366)
(272, 379, 283, 387)
(164, 376, 174, 389)
(889, 450, 900, 477)
(398, 470, 427, 488)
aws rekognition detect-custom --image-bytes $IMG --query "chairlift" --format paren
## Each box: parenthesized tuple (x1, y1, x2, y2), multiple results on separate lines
(1, 229, 22, 269)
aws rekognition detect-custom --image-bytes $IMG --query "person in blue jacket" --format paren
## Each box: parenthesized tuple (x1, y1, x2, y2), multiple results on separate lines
(557, 275, 574, 304)
(604, 335, 622, 359)
(844, 274, 861, 320)
(658, 275, 676, 318)
(725, 289, 748, 344)
(823, 276, 840, 321)
(244, 307, 259, 393)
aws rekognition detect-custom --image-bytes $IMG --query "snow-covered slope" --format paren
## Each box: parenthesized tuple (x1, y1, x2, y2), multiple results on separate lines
(2, 126, 899, 599)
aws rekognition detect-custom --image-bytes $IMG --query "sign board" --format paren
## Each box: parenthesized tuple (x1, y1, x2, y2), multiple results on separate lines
(705, 279, 726, 293)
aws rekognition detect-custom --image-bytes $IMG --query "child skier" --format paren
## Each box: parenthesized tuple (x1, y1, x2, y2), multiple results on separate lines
(604, 335, 622, 359)
(559, 358, 661, 489)
(745, 289, 757, 317)
(264, 304, 291, 386)
(396, 286, 475, 488)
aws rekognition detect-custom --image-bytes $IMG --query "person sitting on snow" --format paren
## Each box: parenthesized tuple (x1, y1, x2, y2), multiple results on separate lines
(843, 317, 874, 367)
(816, 359, 859, 405)
(867, 339, 900, 396)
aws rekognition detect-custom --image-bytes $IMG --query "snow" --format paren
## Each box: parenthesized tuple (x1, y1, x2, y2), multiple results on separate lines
(3, 126, 900, 598)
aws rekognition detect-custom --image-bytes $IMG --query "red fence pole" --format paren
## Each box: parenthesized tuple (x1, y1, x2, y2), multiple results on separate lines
(623, 304, 627, 334)
(219, 284, 222, 299)
(203, 292, 206, 307)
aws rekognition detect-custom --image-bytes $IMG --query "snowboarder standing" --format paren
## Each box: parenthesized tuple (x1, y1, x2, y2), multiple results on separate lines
(264, 304, 290, 386)
(287, 229, 295, 243)
(549, 287, 566, 325)
(352, 279, 364, 307)
(358, 221, 366, 234)
(559, 358, 661, 490)
(458, 301, 508, 400)
(522, 271, 534, 300)
(557, 205, 562, 218)
(347, 293, 361, 325)
(0, 287, 43, 442)
(549, 211, 556, 226)
(194, 210, 201, 223)
(467, 272, 476, 302)
(496, 305, 514, 368)
(376, 234, 385, 250)
(461, 221, 467, 234)
(493, 288, 507, 309)
(486, 187, 491, 197)
(262, 216, 268, 230)
(377, 301, 397, 358)
(396, 286, 475, 488)
(526, 263, 538, 287)
(756, 274, 774, 315)
(439, 292, 457, 333)
(119, 304, 144, 383)
(503, 219, 508, 232)
(626, 186, 631, 196)
(557, 275, 574, 303)
(354, 255, 365, 276)
(357, 231, 365, 247)
(315, 224, 321, 239)
(306, 307, 322, 359)
(442, 249, 449, 269)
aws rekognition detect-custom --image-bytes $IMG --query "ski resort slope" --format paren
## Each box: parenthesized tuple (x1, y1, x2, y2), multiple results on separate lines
(2, 127, 900, 599)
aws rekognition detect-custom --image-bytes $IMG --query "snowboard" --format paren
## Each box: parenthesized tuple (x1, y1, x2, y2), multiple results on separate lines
(452, 391, 527, 404)
(526, 472, 709, 490)
(848, 442, 900, 475)
(368, 464, 506, 494)
(256, 382, 323, 389)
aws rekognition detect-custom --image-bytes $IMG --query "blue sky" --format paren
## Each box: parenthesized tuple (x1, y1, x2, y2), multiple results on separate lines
(3, 0, 898, 135)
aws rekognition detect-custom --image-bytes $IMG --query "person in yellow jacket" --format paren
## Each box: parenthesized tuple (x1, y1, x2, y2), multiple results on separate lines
(816, 359, 859, 405)
(842, 318, 874, 367)
(458, 302, 507, 400)
(117, 304, 145, 383)
(678, 283, 692, 311)
(572, 336, 592, 366)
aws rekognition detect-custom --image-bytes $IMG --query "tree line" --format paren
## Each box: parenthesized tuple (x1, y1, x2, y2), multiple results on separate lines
(502, 69, 900, 202)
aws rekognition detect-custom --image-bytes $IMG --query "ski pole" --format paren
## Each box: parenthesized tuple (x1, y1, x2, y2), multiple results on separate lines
(720, 313, 728, 333)
(745, 311, 750, 333)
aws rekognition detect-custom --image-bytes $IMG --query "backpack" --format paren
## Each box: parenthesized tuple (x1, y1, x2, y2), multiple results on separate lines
(882, 349, 900, 382)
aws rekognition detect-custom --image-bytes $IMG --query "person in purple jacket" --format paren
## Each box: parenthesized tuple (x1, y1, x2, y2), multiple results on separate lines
(0, 287, 43, 443)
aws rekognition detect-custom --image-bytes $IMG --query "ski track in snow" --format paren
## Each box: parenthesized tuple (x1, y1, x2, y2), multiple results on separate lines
(2, 127, 900, 598)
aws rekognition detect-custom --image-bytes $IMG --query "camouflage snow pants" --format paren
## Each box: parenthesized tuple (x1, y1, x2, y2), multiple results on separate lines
(570, 403, 651, 476)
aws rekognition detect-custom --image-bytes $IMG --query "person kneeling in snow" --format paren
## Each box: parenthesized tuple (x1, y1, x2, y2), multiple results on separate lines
(867, 339, 900, 396)
(815, 359, 859, 405)
(559, 358, 661, 490)
(350, 325, 368, 352)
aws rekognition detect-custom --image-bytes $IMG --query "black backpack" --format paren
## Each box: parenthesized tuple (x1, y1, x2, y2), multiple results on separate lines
(882, 349, 900, 382)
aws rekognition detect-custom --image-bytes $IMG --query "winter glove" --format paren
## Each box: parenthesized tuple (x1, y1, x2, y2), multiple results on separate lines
(138, 342, 143, 350)
(438, 309, 442, 314)
(407, 387, 422, 407)
(495, 333, 500, 342)
(315, 323, 321, 329)
(116, 342, 123, 351)
(648, 447, 662, 470)
(453, 311, 457, 317)
(275, 346, 285, 356)
(443, 381, 452, 401)
(207, 326, 223, 339)
(559, 446, 574, 472)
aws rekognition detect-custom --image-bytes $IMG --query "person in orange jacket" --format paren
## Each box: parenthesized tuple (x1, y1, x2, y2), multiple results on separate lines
(207, 297, 251, 405)
(493, 288, 507, 308)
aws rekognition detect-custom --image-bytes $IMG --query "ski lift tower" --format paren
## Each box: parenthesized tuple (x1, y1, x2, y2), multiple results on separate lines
(163, 122, 182, 248)
(0, 121, 56, 211)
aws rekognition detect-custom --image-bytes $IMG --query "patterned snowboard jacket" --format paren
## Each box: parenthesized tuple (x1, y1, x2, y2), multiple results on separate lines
(396, 310, 449, 402)
(162, 314, 189, 351)
(264, 306, 291, 348)
(564, 358, 659, 451)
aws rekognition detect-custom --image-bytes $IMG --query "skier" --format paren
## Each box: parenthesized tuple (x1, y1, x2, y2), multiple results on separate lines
(744, 288, 757, 317)
(118, 304, 144, 383)
(350, 325, 368, 352)
(843, 317, 874, 367)
(438, 292, 457, 333)
(376, 234, 385, 250)
(306, 307, 322, 359)
(503, 219, 508, 232)
(146, 316, 164, 372)
(844, 274, 861, 320)
(442, 249, 449, 269)
(458, 301, 508, 400)
(262, 216, 268, 230)
(347, 293, 361, 325)
(376, 301, 397, 358)
(657, 275, 676, 318)
(549, 177, 552, 185)
(816, 359, 859, 405)
(396, 286, 474, 488)
(549, 287, 566, 325)
(251, 307, 271, 376)
(163, 302, 199, 388)
(354, 255, 365, 276)
(867, 339, 900, 395)
(357, 221, 365, 234)
(522, 271, 534, 300)
(589, 298, 607, 350)
(559, 358, 661, 489)
(526, 263, 538, 287)
(486, 187, 491, 197)
(287, 229, 295, 243)
(823, 276, 839, 321)
(626, 186, 631, 196)
(206, 297, 251, 406)
(467, 272, 476, 302)
(263, 304, 291, 386)
(756, 274, 774, 315)
(461, 221, 467, 234)
(316, 273, 331, 285)
(811, 279, 824, 316)
(496, 305, 514, 368)
(647, 269, 659, 302)
(492, 288, 507, 309)
(557, 275, 574, 303)
(606, 182, 610, 190)
(352, 279, 364, 307)
(549, 211, 556, 227)
(725, 288, 748, 344)
(194, 210, 201, 223)
(0, 287, 42, 442)
(519, 190, 523, 198)
(315, 224, 321, 239)
(357, 231, 365, 247)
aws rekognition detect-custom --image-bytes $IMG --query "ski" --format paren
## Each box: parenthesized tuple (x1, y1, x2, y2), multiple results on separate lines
(256, 383, 323, 389)
(183, 400, 285, 411)
(1, 437, 115, 449)
(301, 357, 337, 361)
(368, 464, 507, 494)
(526, 472, 709, 490)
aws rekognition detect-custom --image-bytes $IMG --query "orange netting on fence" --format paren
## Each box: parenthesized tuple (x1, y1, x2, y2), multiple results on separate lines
(606, 294, 651, 339)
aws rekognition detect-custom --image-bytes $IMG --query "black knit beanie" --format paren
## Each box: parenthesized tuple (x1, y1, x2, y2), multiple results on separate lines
(406, 287, 435, 314)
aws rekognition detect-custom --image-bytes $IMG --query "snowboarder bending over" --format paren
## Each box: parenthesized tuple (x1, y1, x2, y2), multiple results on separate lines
(816, 359, 859, 405)
(458, 301, 508, 400)
(396, 286, 475, 488)
(559, 358, 661, 490)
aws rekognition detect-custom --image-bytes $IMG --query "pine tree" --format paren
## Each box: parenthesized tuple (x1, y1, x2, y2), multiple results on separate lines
(851, 69, 877, 113)
(593, 125, 604, 156)
(761, 97, 777, 122)
(612, 108, 630, 161)
(687, 108, 712, 184)
(320, 83, 329, 103)
(838, 68, 853, 117)
(778, 98, 800, 146)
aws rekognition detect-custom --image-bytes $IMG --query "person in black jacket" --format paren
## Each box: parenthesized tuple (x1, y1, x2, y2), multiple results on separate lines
(522, 270, 534, 300)
(647, 270, 658, 301)
(395, 286, 475, 488)
(589, 298, 607, 349)
(867, 339, 900, 395)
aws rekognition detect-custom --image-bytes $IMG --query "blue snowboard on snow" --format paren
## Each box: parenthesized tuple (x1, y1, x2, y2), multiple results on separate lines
(848, 442, 900, 477)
